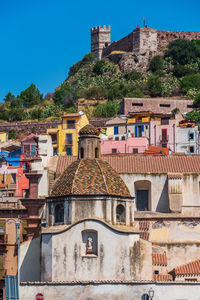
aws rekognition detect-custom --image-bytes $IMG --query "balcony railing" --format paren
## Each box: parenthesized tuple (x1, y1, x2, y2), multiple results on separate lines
(66, 139, 73, 146)
(159, 135, 169, 143)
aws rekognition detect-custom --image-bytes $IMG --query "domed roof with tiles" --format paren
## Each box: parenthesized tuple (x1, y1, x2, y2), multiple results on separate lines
(50, 159, 131, 198)
(79, 124, 100, 136)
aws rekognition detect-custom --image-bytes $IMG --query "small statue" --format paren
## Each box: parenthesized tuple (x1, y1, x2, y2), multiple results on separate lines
(86, 236, 93, 254)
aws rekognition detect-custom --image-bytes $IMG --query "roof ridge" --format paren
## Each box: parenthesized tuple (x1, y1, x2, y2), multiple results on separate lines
(71, 160, 82, 194)
(96, 159, 109, 194)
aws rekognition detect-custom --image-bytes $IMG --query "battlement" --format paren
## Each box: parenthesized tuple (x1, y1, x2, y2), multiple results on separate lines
(91, 25, 200, 61)
(91, 25, 111, 32)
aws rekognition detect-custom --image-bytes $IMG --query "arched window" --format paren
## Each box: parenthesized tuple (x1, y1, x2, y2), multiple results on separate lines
(55, 203, 64, 224)
(95, 147, 98, 158)
(80, 147, 84, 158)
(116, 204, 125, 223)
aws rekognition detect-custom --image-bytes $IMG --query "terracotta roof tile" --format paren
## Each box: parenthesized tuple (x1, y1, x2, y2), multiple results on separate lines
(153, 274, 172, 281)
(79, 124, 100, 136)
(173, 259, 200, 276)
(55, 155, 200, 175)
(152, 252, 167, 266)
(139, 221, 150, 231)
(139, 232, 149, 241)
(51, 159, 131, 198)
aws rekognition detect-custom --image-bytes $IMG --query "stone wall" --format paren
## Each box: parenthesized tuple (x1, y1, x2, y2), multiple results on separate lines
(0, 120, 61, 136)
(157, 30, 200, 52)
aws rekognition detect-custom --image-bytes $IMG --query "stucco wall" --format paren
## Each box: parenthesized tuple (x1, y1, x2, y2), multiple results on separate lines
(20, 282, 200, 300)
(176, 126, 199, 154)
(121, 173, 169, 212)
(20, 237, 41, 282)
(41, 220, 140, 282)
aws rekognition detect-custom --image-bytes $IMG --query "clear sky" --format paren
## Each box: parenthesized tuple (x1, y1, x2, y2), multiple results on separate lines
(0, 0, 199, 100)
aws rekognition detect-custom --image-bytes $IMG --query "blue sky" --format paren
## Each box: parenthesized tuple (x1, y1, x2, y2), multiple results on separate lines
(0, 0, 199, 100)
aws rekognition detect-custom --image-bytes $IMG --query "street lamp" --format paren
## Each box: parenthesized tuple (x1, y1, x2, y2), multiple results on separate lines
(6, 216, 21, 299)
(148, 287, 154, 299)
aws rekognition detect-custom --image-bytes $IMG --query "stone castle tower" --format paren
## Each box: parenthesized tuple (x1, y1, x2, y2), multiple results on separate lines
(91, 25, 111, 59)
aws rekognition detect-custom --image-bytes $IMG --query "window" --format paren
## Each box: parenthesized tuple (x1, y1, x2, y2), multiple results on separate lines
(187, 105, 193, 108)
(24, 145, 30, 156)
(154, 270, 159, 274)
(50, 134, 57, 144)
(121, 136, 125, 140)
(161, 129, 167, 142)
(53, 148, 57, 156)
(55, 203, 64, 224)
(189, 132, 194, 140)
(160, 104, 170, 107)
(11, 174, 16, 183)
(189, 146, 194, 153)
(95, 147, 98, 158)
(136, 190, 148, 211)
(67, 120, 75, 129)
(161, 118, 169, 125)
(132, 103, 143, 106)
(66, 147, 72, 156)
(112, 148, 117, 153)
(116, 204, 126, 223)
(133, 148, 138, 154)
(115, 136, 119, 141)
(80, 147, 84, 158)
(0, 288, 3, 300)
(135, 125, 144, 137)
(66, 134, 73, 145)
(114, 126, 118, 135)
(82, 230, 98, 256)
(31, 145, 36, 157)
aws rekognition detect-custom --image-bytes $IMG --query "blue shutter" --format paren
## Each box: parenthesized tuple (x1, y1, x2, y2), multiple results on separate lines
(114, 126, 118, 135)
(135, 126, 138, 137)
(141, 125, 144, 132)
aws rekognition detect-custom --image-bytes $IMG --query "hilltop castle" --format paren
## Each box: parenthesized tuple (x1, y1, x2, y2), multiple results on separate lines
(91, 25, 200, 70)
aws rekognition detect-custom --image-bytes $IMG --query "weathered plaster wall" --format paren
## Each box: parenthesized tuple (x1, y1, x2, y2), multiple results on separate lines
(20, 282, 200, 300)
(150, 220, 200, 270)
(20, 237, 41, 282)
(41, 220, 140, 282)
(121, 173, 169, 212)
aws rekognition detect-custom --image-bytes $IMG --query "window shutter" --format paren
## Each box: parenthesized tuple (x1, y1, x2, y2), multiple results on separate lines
(135, 126, 138, 137)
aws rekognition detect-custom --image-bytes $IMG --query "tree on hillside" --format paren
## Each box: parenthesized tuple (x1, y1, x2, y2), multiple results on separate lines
(53, 85, 77, 108)
(20, 84, 42, 108)
(164, 39, 200, 65)
(3, 92, 15, 104)
(149, 55, 163, 73)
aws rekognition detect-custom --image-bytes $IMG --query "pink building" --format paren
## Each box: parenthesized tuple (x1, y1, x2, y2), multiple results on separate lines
(150, 119, 177, 152)
(101, 137, 148, 155)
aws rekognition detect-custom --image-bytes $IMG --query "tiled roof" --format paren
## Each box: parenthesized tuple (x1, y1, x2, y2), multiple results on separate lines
(173, 259, 200, 276)
(55, 155, 200, 175)
(106, 116, 127, 125)
(79, 124, 100, 136)
(51, 159, 131, 198)
(152, 252, 167, 266)
(90, 118, 112, 128)
(103, 155, 200, 174)
(153, 274, 172, 281)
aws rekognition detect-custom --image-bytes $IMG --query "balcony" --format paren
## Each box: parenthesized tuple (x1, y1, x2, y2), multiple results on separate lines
(159, 135, 169, 143)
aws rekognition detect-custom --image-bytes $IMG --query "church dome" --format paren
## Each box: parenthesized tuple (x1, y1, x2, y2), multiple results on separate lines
(50, 159, 131, 198)
(79, 124, 100, 136)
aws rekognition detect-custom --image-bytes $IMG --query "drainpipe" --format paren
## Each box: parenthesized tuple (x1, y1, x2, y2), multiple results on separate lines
(173, 124, 175, 152)
(154, 125, 156, 146)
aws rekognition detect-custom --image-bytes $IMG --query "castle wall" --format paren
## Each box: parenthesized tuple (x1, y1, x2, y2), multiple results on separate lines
(102, 32, 133, 57)
(157, 30, 200, 52)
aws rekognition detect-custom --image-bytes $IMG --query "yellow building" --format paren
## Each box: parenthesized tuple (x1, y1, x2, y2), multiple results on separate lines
(0, 132, 7, 143)
(47, 113, 89, 156)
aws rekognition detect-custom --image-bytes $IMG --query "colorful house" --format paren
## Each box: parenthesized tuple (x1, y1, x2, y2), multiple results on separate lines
(176, 120, 199, 154)
(101, 136, 148, 154)
(46, 112, 89, 156)
(0, 132, 7, 143)
(150, 113, 177, 152)
(0, 142, 21, 167)
(127, 112, 151, 139)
